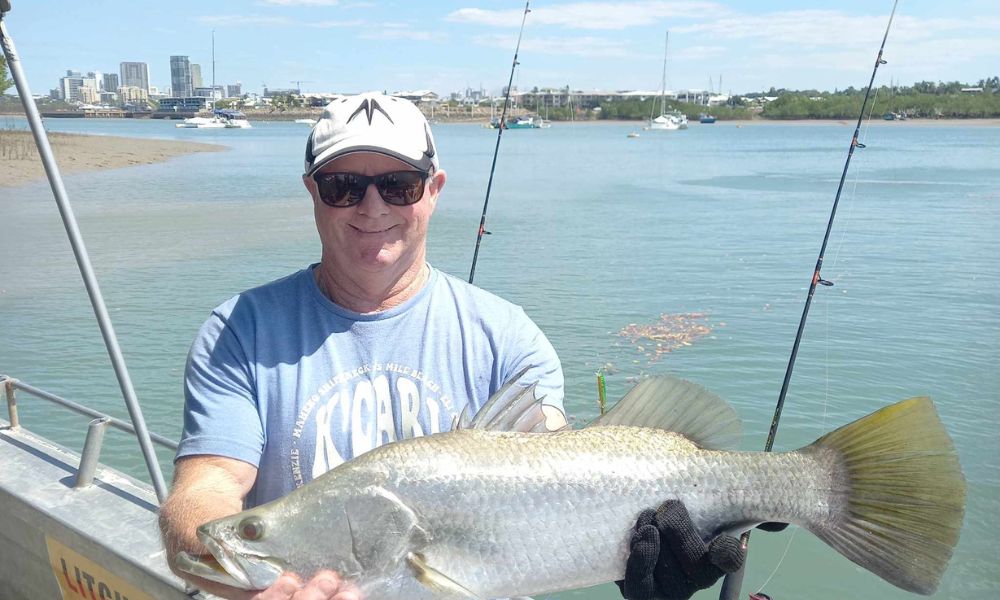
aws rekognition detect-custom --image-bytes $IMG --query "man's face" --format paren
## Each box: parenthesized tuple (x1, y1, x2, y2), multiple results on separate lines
(304, 152, 446, 277)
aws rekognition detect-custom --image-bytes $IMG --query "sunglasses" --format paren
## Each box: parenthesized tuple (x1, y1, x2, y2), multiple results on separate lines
(313, 170, 429, 208)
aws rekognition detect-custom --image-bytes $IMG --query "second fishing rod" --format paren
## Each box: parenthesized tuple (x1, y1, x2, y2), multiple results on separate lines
(718, 1, 900, 599)
(468, 0, 531, 284)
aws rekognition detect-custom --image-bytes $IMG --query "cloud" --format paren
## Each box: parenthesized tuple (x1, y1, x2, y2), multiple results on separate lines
(197, 15, 293, 26)
(673, 11, 1000, 50)
(196, 15, 367, 29)
(448, 1, 729, 30)
(357, 30, 445, 41)
(673, 10, 895, 48)
(305, 19, 367, 28)
(258, 0, 340, 6)
(473, 34, 631, 58)
(673, 45, 727, 61)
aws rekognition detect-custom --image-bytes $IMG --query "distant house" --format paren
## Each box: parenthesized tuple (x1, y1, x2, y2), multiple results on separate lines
(157, 96, 209, 112)
(960, 87, 984, 94)
(393, 90, 439, 104)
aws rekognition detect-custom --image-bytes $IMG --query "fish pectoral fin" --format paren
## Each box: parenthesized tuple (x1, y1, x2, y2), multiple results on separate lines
(406, 551, 483, 600)
(345, 488, 422, 572)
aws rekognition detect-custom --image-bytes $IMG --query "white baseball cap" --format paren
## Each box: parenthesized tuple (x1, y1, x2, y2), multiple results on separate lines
(304, 92, 439, 176)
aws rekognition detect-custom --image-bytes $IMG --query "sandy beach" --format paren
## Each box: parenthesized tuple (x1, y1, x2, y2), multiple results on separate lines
(0, 130, 225, 188)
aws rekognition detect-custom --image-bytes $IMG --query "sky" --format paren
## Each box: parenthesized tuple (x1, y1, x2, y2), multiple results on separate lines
(4, 0, 1000, 98)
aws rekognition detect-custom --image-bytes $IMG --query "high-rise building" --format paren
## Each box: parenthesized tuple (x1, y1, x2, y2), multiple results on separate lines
(59, 71, 84, 102)
(226, 82, 242, 99)
(79, 86, 100, 104)
(169, 56, 193, 98)
(102, 73, 119, 93)
(120, 62, 150, 92)
(118, 86, 149, 104)
(58, 70, 99, 103)
(191, 64, 203, 89)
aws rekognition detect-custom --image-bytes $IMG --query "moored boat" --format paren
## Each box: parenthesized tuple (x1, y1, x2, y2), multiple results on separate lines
(176, 109, 252, 129)
(647, 31, 686, 132)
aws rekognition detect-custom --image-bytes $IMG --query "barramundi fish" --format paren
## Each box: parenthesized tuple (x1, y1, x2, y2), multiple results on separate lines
(174, 373, 965, 599)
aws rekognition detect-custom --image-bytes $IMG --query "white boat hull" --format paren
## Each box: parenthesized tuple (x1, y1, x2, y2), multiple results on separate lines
(175, 117, 227, 129)
(648, 116, 680, 131)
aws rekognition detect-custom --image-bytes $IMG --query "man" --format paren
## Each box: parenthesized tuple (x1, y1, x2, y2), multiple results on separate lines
(158, 92, 759, 600)
(158, 92, 565, 599)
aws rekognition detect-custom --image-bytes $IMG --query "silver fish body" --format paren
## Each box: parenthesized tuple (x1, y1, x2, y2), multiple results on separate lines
(175, 378, 964, 598)
(315, 426, 833, 598)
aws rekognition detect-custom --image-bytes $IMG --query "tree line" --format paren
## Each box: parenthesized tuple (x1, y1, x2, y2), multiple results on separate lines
(587, 77, 1000, 121)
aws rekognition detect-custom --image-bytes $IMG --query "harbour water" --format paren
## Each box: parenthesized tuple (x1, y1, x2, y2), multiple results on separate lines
(1, 116, 997, 599)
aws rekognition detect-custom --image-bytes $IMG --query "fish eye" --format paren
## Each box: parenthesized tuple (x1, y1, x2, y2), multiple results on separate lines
(238, 516, 265, 541)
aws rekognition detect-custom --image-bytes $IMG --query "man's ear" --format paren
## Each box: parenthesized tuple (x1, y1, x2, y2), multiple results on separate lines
(429, 169, 447, 197)
(303, 174, 320, 202)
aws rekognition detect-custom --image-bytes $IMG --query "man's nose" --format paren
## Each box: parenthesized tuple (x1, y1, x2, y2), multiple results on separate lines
(357, 181, 389, 214)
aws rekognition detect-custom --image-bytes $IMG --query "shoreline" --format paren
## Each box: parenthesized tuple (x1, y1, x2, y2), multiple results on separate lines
(3, 109, 996, 128)
(254, 115, 1000, 127)
(0, 130, 226, 188)
(484, 117, 1000, 128)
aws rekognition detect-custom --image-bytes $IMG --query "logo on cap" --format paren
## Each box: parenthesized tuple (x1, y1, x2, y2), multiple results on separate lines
(347, 98, 393, 126)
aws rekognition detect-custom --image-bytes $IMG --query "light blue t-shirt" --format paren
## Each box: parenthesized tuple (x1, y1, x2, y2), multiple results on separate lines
(177, 264, 564, 507)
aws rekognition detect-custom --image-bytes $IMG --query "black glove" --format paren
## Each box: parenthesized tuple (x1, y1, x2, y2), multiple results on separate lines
(615, 500, 787, 600)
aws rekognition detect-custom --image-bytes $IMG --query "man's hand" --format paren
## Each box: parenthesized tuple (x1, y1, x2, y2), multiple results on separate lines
(187, 570, 358, 600)
(616, 500, 787, 600)
(250, 571, 360, 600)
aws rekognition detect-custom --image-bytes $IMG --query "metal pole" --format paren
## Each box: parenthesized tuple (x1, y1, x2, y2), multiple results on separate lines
(8, 378, 179, 451)
(74, 417, 110, 489)
(3, 376, 19, 429)
(0, 4, 169, 503)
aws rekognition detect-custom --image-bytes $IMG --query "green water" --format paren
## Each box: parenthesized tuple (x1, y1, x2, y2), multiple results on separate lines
(1, 117, 997, 599)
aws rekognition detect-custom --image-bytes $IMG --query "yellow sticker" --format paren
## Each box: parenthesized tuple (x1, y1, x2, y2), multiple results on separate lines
(45, 535, 157, 600)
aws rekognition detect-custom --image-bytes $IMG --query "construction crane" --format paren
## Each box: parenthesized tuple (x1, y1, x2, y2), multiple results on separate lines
(291, 80, 313, 95)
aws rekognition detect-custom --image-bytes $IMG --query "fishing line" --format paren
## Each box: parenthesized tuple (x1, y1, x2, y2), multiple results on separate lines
(754, 527, 800, 594)
(468, 0, 531, 284)
(717, 1, 900, 598)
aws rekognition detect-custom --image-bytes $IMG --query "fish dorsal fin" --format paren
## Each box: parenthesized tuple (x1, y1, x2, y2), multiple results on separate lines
(591, 376, 742, 450)
(460, 367, 569, 433)
(407, 552, 483, 600)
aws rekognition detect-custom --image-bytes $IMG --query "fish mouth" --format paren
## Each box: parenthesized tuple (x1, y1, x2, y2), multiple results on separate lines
(174, 548, 250, 589)
(174, 529, 285, 590)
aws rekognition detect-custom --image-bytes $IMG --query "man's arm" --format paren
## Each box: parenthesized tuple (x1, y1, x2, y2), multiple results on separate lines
(159, 456, 361, 600)
(159, 455, 258, 598)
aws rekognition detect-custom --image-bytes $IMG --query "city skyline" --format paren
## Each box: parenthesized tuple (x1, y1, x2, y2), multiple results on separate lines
(4, 1, 1000, 99)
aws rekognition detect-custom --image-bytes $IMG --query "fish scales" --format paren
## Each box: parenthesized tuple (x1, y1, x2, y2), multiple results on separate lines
(337, 426, 835, 598)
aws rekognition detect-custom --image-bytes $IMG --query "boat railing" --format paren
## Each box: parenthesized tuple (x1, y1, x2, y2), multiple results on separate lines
(2, 374, 179, 452)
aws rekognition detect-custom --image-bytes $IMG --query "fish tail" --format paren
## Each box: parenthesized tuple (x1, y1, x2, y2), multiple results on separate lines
(803, 397, 965, 595)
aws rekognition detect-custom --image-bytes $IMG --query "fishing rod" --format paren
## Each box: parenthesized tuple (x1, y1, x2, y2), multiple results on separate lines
(718, 1, 900, 598)
(468, 0, 531, 284)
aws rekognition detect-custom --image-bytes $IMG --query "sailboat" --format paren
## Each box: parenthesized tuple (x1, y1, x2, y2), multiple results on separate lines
(176, 31, 251, 129)
(647, 31, 686, 131)
(538, 96, 552, 128)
